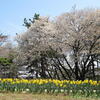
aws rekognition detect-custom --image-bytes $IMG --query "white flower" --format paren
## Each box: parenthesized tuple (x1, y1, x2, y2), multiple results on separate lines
(44, 89, 48, 93)
(14, 88, 17, 92)
(93, 90, 96, 93)
(70, 90, 73, 93)
(61, 89, 64, 93)
(55, 89, 58, 93)
(26, 88, 30, 92)
(79, 90, 82, 93)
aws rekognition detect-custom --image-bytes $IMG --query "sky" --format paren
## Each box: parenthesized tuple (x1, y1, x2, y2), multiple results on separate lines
(0, 0, 100, 40)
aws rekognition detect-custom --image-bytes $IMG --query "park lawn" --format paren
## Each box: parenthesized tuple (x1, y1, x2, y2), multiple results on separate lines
(0, 93, 99, 100)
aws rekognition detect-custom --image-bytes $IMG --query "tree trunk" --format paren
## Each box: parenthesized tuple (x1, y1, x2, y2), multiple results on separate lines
(40, 57, 47, 78)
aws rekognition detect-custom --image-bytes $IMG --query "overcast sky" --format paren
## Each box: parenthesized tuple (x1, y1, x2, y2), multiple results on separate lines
(0, 0, 100, 40)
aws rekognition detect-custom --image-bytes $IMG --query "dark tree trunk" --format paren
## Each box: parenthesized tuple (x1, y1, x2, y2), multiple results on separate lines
(91, 58, 95, 79)
(40, 57, 47, 78)
(74, 61, 80, 80)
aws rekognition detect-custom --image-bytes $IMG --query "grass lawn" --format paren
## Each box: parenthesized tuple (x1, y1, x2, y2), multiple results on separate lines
(0, 93, 99, 100)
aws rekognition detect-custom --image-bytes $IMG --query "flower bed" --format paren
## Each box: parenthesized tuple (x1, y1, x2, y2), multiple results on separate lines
(0, 79, 100, 97)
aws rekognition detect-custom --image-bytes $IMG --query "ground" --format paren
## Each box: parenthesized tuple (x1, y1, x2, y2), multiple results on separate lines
(0, 93, 99, 100)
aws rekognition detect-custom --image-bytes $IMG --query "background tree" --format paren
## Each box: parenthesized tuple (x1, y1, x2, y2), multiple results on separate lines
(0, 34, 18, 78)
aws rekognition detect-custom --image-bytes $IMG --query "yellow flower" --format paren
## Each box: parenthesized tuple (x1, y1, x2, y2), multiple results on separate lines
(60, 84, 63, 87)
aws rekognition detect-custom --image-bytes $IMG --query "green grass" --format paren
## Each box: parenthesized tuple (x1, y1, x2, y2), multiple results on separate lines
(0, 93, 99, 100)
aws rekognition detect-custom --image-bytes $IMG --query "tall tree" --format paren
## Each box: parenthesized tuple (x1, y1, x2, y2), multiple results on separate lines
(16, 16, 59, 79)
(55, 9, 100, 80)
